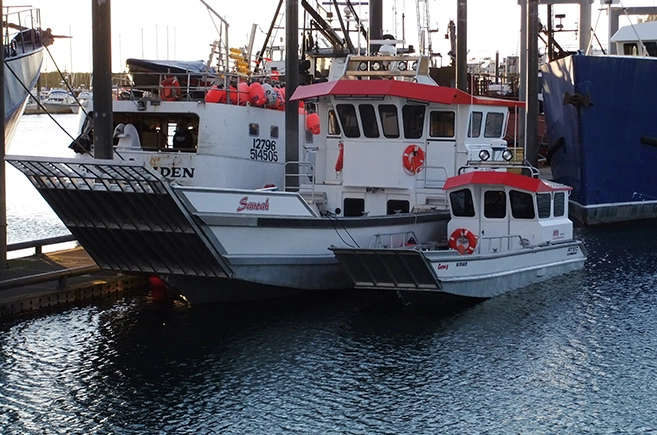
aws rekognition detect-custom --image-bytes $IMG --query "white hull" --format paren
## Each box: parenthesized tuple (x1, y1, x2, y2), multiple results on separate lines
(176, 185, 450, 291)
(4, 48, 46, 149)
(332, 241, 586, 299)
(428, 241, 586, 298)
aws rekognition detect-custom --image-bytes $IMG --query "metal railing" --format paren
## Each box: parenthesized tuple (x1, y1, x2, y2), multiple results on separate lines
(2, 235, 101, 291)
(7, 234, 76, 256)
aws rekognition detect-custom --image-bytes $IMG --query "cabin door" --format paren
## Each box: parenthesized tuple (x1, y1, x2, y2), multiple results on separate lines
(424, 139, 458, 188)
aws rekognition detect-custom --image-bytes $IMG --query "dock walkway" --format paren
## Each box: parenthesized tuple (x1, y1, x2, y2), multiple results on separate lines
(0, 246, 149, 319)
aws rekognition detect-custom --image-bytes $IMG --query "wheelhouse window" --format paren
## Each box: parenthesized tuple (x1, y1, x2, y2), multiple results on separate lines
(359, 104, 380, 138)
(378, 104, 400, 138)
(510, 190, 535, 219)
(402, 104, 426, 139)
(623, 43, 639, 56)
(328, 109, 341, 136)
(450, 188, 475, 217)
(536, 193, 551, 218)
(646, 42, 657, 57)
(484, 190, 506, 219)
(554, 192, 566, 217)
(429, 111, 455, 138)
(108, 112, 200, 152)
(484, 112, 505, 138)
(336, 104, 360, 138)
(468, 111, 482, 138)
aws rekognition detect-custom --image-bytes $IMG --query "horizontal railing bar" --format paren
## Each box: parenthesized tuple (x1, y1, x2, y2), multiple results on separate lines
(7, 234, 76, 253)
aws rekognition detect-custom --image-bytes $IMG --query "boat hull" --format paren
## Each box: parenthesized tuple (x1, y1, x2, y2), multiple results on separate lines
(4, 47, 45, 149)
(7, 156, 450, 302)
(332, 240, 586, 299)
(542, 54, 657, 225)
(176, 185, 450, 292)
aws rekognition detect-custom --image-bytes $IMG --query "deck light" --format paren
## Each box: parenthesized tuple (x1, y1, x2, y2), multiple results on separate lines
(397, 61, 407, 71)
(371, 61, 382, 71)
(502, 149, 514, 161)
(479, 149, 491, 161)
(358, 61, 368, 71)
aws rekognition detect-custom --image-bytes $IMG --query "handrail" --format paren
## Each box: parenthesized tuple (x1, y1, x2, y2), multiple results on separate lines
(0, 264, 101, 291)
(7, 234, 76, 256)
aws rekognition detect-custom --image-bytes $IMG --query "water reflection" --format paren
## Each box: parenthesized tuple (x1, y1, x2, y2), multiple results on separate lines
(3, 148, 657, 432)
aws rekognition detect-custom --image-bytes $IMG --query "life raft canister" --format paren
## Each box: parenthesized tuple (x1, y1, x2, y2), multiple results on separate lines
(449, 228, 478, 255)
(160, 76, 181, 101)
(402, 144, 425, 174)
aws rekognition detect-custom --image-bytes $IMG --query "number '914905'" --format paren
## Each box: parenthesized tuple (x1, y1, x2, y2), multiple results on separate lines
(250, 138, 278, 162)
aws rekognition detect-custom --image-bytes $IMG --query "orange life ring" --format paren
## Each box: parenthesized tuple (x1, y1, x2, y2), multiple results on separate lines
(402, 145, 425, 174)
(161, 76, 181, 101)
(448, 228, 478, 255)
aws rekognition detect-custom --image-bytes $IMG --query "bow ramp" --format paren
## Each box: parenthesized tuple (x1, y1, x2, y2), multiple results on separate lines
(330, 247, 442, 291)
(7, 156, 231, 278)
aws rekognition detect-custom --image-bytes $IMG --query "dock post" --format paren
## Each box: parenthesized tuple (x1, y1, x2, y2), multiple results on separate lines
(285, 0, 300, 191)
(0, 0, 7, 269)
(525, 0, 539, 167)
(456, 0, 467, 92)
(91, 0, 114, 160)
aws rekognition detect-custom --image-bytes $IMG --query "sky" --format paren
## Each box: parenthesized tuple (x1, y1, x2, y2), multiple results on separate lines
(7, 0, 657, 74)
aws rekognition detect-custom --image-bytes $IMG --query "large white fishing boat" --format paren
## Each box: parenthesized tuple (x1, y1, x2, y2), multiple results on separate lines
(332, 170, 587, 301)
(8, 45, 529, 303)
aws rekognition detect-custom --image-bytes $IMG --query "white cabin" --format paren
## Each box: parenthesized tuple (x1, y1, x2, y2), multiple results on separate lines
(444, 171, 574, 253)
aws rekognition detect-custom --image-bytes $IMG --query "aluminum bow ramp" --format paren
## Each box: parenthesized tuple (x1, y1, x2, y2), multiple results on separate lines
(329, 247, 442, 291)
(8, 156, 231, 278)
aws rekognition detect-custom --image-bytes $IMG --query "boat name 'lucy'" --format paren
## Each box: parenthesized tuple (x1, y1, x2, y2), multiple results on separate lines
(152, 167, 195, 178)
(237, 196, 270, 212)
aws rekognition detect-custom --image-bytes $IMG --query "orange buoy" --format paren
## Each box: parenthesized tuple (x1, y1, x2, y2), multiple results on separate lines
(228, 85, 238, 104)
(273, 87, 285, 110)
(205, 85, 224, 103)
(237, 82, 250, 105)
(306, 113, 320, 135)
(249, 82, 266, 106)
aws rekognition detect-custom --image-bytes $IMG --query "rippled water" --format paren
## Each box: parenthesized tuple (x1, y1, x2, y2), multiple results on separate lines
(3, 117, 657, 433)
(1, 221, 657, 433)
(6, 113, 77, 246)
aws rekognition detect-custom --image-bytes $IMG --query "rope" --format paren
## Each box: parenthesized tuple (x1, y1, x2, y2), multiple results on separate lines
(44, 44, 89, 117)
(3, 56, 92, 157)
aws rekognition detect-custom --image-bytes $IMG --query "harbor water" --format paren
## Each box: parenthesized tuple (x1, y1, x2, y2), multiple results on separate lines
(2, 115, 657, 433)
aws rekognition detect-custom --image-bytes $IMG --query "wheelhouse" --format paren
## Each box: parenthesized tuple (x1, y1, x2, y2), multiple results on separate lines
(444, 171, 574, 251)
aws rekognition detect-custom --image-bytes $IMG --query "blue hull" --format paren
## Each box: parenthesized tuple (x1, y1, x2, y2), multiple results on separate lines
(542, 54, 657, 225)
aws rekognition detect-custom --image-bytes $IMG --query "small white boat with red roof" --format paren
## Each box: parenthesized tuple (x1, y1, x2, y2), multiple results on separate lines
(331, 170, 587, 299)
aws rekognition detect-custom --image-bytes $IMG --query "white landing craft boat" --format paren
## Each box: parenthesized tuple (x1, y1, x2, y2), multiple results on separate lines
(8, 50, 528, 303)
(331, 171, 587, 300)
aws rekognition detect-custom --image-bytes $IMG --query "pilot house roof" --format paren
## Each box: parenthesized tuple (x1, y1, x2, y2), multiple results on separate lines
(290, 80, 525, 109)
(443, 171, 573, 193)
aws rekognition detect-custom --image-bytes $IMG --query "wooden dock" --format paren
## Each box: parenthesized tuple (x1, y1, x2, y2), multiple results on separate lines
(0, 240, 150, 319)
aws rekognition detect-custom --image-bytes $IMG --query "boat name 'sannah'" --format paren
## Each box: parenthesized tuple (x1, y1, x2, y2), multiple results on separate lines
(237, 196, 270, 212)
(152, 166, 195, 178)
